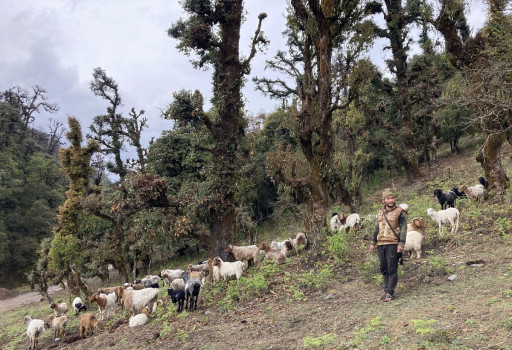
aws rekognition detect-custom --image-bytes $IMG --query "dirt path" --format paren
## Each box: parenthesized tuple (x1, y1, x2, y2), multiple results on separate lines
(0, 286, 63, 312)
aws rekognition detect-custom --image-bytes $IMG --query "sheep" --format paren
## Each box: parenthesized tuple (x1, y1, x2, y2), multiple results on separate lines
(118, 286, 159, 317)
(407, 217, 427, 234)
(433, 189, 457, 209)
(404, 230, 425, 259)
(290, 232, 307, 248)
(479, 176, 489, 189)
(168, 288, 185, 313)
(170, 278, 185, 291)
(339, 214, 361, 233)
(24, 316, 45, 350)
(187, 264, 210, 283)
(182, 272, 201, 311)
(270, 240, 288, 252)
(96, 286, 120, 295)
(257, 242, 286, 265)
(459, 184, 485, 202)
(212, 257, 246, 280)
(47, 315, 68, 340)
(49, 302, 67, 317)
(451, 187, 466, 199)
(187, 262, 210, 274)
(398, 203, 409, 214)
(225, 244, 260, 268)
(426, 207, 460, 236)
(129, 307, 150, 327)
(160, 269, 185, 288)
(330, 213, 343, 232)
(79, 313, 100, 338)
(72, 297, 87, 315)
(141, 275, 161, 288)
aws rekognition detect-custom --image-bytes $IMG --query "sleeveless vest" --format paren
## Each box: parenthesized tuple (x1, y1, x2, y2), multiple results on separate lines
(377, 205, 403, 245)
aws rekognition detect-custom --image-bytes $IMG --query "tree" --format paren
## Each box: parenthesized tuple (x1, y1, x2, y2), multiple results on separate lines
(253, 1, 372, 237)
(432, 0, 512, 194)
(369, 0, 423, 180)
(168, 0, 267, 258)
(49, 117, 99, 297)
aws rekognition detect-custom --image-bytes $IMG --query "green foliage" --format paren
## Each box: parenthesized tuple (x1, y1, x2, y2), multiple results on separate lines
(379, 335, 392, 345)
(427, 256, 453, 276)
(328, 230, 349, 265)
(48, 233, 82, 272)
(495, 217, 512, 238)
(217, 263, 283, 311)
(357, 254, 380, 284)
(411, 319, 437, 336)
(302, 333, 336, 348)
(349, 316, 382, 346)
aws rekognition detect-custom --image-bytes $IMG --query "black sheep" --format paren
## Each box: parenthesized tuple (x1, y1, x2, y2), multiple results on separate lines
(167, 288, 185, 313)
(479, 177, 489, 189)
(182, 271, 201, 311)
(451, 187, 466, 199)
(433, 189, 457, 209)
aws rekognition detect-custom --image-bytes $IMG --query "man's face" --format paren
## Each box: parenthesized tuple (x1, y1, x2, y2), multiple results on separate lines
(382, 195, 395, 207)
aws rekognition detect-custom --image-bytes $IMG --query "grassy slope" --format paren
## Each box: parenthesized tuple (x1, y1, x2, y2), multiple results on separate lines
(2, 137, 512, 350)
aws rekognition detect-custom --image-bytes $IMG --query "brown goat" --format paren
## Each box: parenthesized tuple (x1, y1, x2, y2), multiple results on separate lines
(257, 242, 286, 265)
(79, 314, 100, 338)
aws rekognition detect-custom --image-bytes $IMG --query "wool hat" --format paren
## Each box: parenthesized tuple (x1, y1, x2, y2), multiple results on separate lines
(381, 188, 394, 199)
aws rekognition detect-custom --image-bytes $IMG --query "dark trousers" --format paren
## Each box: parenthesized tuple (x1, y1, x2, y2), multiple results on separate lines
(378, 244, 398, 296)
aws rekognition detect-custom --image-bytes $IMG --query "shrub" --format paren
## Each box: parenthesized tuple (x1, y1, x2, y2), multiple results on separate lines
(328, 230, 349, 265)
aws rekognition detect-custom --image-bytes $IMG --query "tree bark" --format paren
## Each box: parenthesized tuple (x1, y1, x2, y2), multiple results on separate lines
(476, 132, 510, 195)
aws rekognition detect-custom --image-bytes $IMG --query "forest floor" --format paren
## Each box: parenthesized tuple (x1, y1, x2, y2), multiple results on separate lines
(2, 138, 512, 350)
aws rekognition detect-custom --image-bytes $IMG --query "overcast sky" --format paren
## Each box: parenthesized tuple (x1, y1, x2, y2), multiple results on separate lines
(0, 0, 487, 158)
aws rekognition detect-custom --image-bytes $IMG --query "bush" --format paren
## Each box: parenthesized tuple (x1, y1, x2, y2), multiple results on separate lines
(328, 231, 349, 265)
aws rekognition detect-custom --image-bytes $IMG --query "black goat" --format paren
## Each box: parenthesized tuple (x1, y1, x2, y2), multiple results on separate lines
(433, 189, 457, 209)
(167, 288, 185, 313)
(451, 187, 466, 199)
(479, 177, 489, 189)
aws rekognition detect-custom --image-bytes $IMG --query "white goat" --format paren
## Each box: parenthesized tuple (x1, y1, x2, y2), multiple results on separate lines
(47, 315, 68, 339)
(170, 278, 185, 290)
(24, 316, 45, 350)
(49, 302, 67, 317)
(426, 207, 460, 236)
(212, 257, 246, 280)
(119, 286, 159, 316)
(330, 213, 343, 232)
(226, 244, 260, 267)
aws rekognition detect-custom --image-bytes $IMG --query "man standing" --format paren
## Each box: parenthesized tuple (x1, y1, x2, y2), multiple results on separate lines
(368, 188, 407, 302)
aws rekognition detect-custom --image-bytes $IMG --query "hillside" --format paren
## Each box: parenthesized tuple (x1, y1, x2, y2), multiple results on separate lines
(2, 137, 512, 350)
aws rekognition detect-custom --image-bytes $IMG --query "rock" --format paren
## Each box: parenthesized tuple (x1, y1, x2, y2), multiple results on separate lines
(470, 263, 484, 267)
(447, 274, 458, 281)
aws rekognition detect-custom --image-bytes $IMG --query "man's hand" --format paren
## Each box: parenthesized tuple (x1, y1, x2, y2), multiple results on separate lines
(397, 245, 404, 253)
(369, 244, 375, 253)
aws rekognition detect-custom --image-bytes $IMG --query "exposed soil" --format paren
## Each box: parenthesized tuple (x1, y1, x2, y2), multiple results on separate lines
(0, 286, 63, 312)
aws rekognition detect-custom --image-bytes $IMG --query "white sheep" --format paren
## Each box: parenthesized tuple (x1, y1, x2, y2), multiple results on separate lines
(160, 269, 185, 287)
(226, 244, 260, 267)
(459, 184, 484, 201)
(212, 257, 246, 280)
(47, 314, 68, 339)
(24, 316, 45, 350)
(50, 302, 67, 317)
(330, 213, 342, 232)
(118, 286, 159, 316)
(339, 213, 361, 233)
(403, 231, 425, 259)
(426, 207, 460, 236)
(129, 307, 150, 327)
